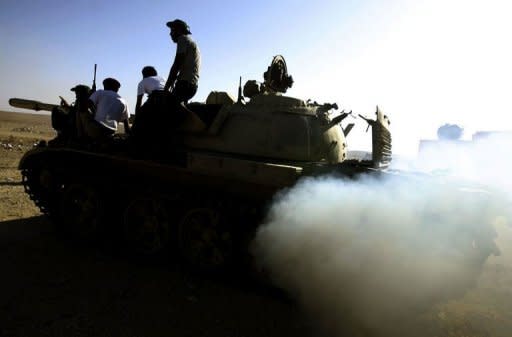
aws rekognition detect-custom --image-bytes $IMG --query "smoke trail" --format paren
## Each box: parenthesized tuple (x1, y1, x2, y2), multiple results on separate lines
(252, 172, 510, 336)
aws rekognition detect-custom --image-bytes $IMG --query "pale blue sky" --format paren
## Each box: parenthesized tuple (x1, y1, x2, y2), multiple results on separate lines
(1, 0, 511, 155)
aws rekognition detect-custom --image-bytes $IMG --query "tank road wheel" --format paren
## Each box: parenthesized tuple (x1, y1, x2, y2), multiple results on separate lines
(123, 196, 171, 255)
(21, 167, 61, 217)
(58, 183, 103, 240)
(177, 205, 234, 273)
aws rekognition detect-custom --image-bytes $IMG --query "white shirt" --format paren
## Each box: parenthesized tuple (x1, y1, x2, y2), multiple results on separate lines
(137, 76, 165, 96)
(176, 34, 200, 86)
(89, 90, 129, 131)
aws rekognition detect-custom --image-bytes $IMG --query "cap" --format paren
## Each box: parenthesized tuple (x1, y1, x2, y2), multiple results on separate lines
(166, 19, 191, 34)
(70, 84, 91, 94)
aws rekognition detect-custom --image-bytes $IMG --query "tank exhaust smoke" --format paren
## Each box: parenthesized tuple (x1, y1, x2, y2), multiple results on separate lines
(252, 134, 512, 336)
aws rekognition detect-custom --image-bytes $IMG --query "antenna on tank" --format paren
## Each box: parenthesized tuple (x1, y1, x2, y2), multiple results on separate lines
(237, 76, 243, 103)
(92, 64, 97, 92)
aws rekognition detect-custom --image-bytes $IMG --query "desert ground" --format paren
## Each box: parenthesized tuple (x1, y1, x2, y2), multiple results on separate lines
(1, 110, 512, 337)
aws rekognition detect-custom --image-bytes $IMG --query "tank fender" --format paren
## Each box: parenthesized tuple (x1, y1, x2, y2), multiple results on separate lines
(208, 104, 233, 135)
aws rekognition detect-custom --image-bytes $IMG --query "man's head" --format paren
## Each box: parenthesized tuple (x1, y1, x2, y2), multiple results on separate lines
(142, 66, 158, 78)
(103, 77, 121, 92)
(70, 84, 91, 98)
(166, 19, 191, 43)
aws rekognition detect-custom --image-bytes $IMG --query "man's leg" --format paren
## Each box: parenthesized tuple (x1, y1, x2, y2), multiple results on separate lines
(172, 80, 197, 103)
(171, 82, 204, 132)
(79, 111, 114, 141)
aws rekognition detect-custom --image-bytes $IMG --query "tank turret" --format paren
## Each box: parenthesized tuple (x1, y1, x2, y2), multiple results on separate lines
(184, 56, 368, 164)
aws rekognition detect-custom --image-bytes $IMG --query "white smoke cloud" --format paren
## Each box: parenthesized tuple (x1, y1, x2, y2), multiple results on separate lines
(252, 164, 511, 336)
(415, 133, 512, 194)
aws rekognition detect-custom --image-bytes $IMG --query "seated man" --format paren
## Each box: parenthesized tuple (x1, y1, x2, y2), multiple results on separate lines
(50, 84, 91, 145)
(78, 77, 130, 141)
(135, 66, 165, 115)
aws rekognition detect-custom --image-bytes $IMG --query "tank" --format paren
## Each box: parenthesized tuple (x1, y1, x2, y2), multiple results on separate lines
(12, 56, 392, 272)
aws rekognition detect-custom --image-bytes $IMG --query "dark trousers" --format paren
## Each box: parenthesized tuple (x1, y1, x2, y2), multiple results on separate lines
(172, 80, 197, 103)
(131, 91, 183, 140)
(131, 81, 198, 144)
(78, 111, 115, 141)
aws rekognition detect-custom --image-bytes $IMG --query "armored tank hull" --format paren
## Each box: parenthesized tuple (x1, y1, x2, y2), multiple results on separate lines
(19, 121, 390, 273)
(17, 56, 393, 272)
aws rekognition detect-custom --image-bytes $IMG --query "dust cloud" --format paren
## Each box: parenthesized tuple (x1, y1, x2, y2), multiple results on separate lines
(252, 135, 512, 336)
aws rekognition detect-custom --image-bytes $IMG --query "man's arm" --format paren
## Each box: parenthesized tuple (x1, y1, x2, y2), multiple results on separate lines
(135, 94, 143, 115)
(88, 99, 96, 117)
(164, 52, 185, 91)
(123, 119, 131, 134)
(122, 105, 131, 134)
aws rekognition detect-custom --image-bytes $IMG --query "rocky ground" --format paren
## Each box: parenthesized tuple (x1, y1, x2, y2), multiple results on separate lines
(1, 110, 512, 337)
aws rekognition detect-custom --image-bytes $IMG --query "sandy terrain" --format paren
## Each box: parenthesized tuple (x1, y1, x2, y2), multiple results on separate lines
(0, 111, 54, 221)
(1, 110, 512, 337)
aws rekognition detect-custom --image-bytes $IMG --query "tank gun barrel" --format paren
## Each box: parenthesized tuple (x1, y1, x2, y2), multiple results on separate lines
(324, 110, 352, 131)
(329, 111, 350, 125)
(9, 98, 59, 112)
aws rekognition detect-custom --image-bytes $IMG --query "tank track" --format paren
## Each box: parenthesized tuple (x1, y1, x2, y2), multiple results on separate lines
(21, 168, 54, 217)
(20, 162, 263, 272)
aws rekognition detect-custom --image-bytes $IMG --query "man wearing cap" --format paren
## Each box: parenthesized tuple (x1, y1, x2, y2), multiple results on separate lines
(78, 77, 130, 141)
(164, 19, 200, 103)
(49, 84, 91, 145)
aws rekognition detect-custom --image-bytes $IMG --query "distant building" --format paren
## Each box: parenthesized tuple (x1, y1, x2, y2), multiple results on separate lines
(437, 123, 464, 140)
(472, 131, 512, 141)
(419, 129, 512, 155)
(418, 139, 470, 153)
(417, 128, 512, 174)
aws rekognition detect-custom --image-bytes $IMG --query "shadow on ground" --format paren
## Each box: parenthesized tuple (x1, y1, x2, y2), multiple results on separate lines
(0, 216, 311, 337)
(0, 181, 22, 186)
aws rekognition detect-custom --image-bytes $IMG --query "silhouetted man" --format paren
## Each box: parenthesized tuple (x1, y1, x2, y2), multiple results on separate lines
(164, 19, 200, 103)
(135, 66, 165, 115)
(49, 84, 91, 145)
(78, 77, 130, 141)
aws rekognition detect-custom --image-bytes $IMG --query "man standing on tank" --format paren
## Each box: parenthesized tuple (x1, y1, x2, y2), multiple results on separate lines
(164, 19, 200, 103)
